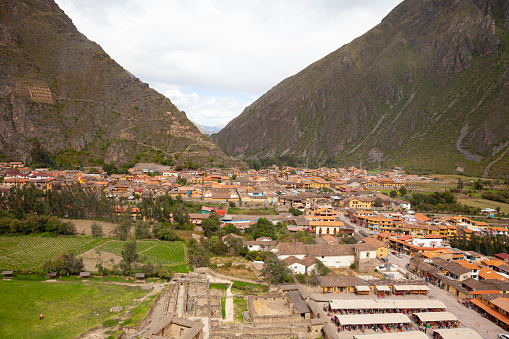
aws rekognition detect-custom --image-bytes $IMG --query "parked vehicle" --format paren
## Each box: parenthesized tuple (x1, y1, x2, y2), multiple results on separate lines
(396, 253, 403, 258)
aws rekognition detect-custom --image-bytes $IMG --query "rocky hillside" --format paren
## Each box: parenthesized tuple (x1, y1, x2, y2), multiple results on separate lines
(0, 0, 230, 167)
(215, 0, 509, 177)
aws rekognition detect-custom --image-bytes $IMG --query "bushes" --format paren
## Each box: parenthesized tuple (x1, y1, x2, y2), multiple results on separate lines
(0, 216, 75, 236)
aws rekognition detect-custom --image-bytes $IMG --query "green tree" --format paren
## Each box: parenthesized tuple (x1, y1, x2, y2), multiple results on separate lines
(474, 179, 484, 191)
(390, 190, 398, 198)
(260, 255, 292, 284)
(398, 186, 407, 196)
(188, 238, 211, 267)
(314, 259, 330, 276)
(91, 222, 103, 237)
(121, 239, 138, 275)
(289, 207, 303, 216)
(373, 197, 383, 207)
(249, 217, 276, 240)
(201, 212, 221, 238)
(457, 178, 464, 190)
(158, 266, 174, 281)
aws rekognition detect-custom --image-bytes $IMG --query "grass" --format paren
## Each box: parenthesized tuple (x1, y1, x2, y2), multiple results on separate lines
(0, 236, 102, 271)
(0, 236, 187, 272)
(221, 297, 226, 319)
(232, 280, 268, 293)
(457, 197, 509, 214)
(120, 290, 162, 328)
(234, 297, 248, 322)
(209, 283, 228, 291)
(97, 240, 187, 266)
(0, 278, 150, 338)
(227, 207, 278, 215)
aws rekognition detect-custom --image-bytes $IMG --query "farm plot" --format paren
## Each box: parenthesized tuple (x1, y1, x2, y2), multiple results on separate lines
(96, 240, 187, 266)
(0, 236, 101, 271)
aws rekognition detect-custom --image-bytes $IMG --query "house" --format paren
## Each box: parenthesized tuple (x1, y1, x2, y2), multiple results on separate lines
(244, 237, 277, 252)
(277, 242, 377, 271)
(283, 256, 317, 275)
(346, 196, 374, 209)
(361, 237, 389, 260)
(318, 275, 369, 293)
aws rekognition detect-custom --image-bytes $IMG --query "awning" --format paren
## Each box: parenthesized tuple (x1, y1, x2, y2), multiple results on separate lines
(416, 285, 430, 291)
(374, 285, 391, 292)
(353, 331, 428, 339)
(393, 284, 412, 291)
(336, 313, 411, 325)
(355, 285, 370, 292)
(414, 311, 457, 322)
(469, 298, 509, 326)
(433, 328, 483, 339)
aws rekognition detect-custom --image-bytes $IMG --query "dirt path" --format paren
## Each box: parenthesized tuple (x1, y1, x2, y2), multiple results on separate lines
(225, 282, 234, 322)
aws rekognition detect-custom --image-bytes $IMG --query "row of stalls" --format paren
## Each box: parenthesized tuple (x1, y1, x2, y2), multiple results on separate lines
(332, 313, 415, 333)
(326, 299, 446, 315)
(413, 312, 460, 330)
(353, 284, 430, 296)
(351, 328, 482, 339)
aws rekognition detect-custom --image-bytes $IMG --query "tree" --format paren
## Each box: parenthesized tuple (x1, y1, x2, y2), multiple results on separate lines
(134, 221, 151, 239)
(350, 263, 356, 270)
(121, 239, 138, 275)
(188, 238, 210, 267)
(115, 219, 131, 241)
(390, 190, 398, 198)
(91, 222, 103, 237)
(289, 207, 303, 216)
(399, 186, 407, 197)
(158, 266, 173, 281)
(314, 259, 330, 276)
(249, 217, 276, 240)
(342, 236, 358, 244)
(223, 223, 240, 235)
(260, 255, 292, 284)
(201, 212, 221, 238)
(373, 197, 383, 207)
(457, 178, 464, 190)
(474, 179, 484, 191)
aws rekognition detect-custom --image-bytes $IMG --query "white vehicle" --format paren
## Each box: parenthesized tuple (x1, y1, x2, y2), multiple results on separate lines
(498, 334, 509, 339)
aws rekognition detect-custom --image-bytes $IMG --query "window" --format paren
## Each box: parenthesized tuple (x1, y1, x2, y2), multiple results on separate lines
(366, 252, 370, 258)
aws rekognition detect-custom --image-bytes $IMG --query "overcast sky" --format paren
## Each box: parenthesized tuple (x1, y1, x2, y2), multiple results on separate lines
(55, 0, 403, 127)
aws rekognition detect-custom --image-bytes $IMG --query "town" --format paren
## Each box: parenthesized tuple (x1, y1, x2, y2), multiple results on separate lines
(0, 161, 508, 339)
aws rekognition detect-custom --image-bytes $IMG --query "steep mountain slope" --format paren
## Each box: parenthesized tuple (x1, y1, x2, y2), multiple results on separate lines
(215, 0, 509, 176)
(0, 0, 230, 167)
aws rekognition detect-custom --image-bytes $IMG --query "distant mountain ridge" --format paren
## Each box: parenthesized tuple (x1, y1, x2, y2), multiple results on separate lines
(0, 0, 231, 167)
(215, 0, 509, 176)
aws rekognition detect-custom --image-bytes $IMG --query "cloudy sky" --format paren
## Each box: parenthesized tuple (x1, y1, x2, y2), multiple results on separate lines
(55, 0, 403, 128)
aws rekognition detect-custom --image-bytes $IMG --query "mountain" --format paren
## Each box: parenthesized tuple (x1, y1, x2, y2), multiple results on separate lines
(198, 125, 223, 135)
(215, 0, 509, 177)
(0, 0, 231, 168)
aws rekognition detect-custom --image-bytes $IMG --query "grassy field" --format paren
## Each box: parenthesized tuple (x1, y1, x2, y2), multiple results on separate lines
(0, 277, 151, 339)
(457, 198, 509, 215)
(97, 240, 187, 266)
(0, 236, 187, 272)
(0, 236, 103, 271)
(234, 297, 248, 322)
(227, 207, 278, 215)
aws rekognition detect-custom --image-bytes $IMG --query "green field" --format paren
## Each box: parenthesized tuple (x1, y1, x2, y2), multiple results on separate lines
(0, 236, 102, 271)
(0, 236, 187, 271)
(0, 277, 152, 339)
(97, 240, 187, 265)
(457, 198, 509, 215)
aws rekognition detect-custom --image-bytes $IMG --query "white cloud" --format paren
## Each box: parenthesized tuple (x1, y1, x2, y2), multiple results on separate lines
(160, 84, 256, 127)
(55, 0, 403, 126)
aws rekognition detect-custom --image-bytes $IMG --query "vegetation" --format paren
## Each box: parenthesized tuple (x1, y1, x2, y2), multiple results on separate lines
(259, 255, 292, 284)
(449, 234, 509, 256)
(0, 278, 150, 338)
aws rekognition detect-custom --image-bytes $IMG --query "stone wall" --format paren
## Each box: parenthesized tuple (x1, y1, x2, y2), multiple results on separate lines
(355, 256, 376, 272)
